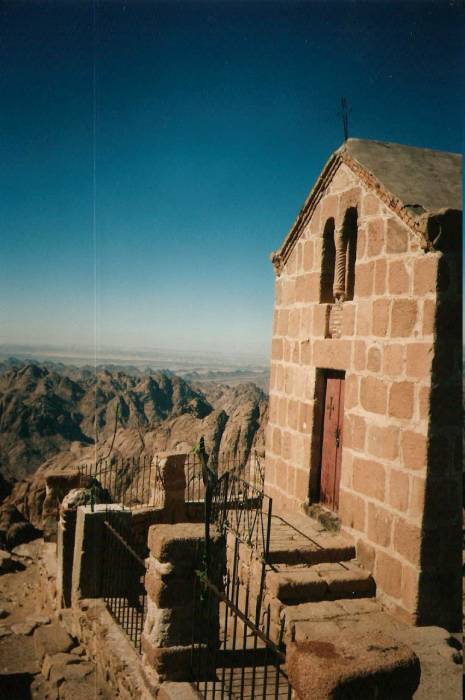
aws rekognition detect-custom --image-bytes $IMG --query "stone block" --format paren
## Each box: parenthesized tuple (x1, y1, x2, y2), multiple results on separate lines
(344, 375, 359, 410)
(313, 304, 328, 336)
(413, 254, 439, 295)
(366, 219, 384, 257)
(355, 261, 375, 297)
(338, 490, 366, 532)
(366, 345, 381, 372)
(312, 339, 351, 370)
(147, 523, 223, 565)
(343, 413, 366, 451)
(375, 551, 402, 599)
(422, 299, 436, 335)
(386, 218, 409, 254)
(388, 260, 410, 295)
(286, 633, 420, 700)
(401, 431, 427, 471)
(360, 376, 387, 415)
(145, 570, 195, 608)
(267, 570, 328, 603)
(42, 652, 80, 680)
(367, 502, 393, 548)
(406, 342, 433, 378)
(142, 639, 211, 682)
(271, 338, 283, 361)
(372, 299, 390, 336)
(341, 303, 355, 336)
(352, 458, 385, 501)
(391, 299, 417, 337)
(388, 381, 414, 420)
(303, 241, 314, 271)
(393, 519, 421, 566)
(362, 193, 381, 217)
(356, 300, 372, 335)
(33, 623, 74, 663)
(388, 470, 410, 512)
(374, 258, 387, 294)
(324, 568, 376, 599)
(383, 344, 404, 376)
(367, 424, 399, 460)
(356, 539, 376, 573)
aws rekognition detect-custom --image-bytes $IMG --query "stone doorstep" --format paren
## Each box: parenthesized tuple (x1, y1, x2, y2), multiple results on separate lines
(266, 561, 375, 604)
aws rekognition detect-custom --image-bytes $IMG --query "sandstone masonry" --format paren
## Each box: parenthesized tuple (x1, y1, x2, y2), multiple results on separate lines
(264, 138, 462, 629)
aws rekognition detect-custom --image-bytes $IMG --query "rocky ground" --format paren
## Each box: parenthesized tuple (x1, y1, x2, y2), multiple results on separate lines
(0, 540, 104, 699)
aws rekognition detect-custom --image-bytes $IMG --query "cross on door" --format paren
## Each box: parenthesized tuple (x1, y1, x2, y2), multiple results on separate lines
(326, 396, 336, 419)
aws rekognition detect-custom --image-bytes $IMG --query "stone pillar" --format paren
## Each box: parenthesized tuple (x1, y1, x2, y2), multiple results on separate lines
(71, 504, 132, 606)
(159, 453, 187, 522)
(141, 523, 224, 685)
(56, 506, 77, 608)
(42, 470, 82, 542)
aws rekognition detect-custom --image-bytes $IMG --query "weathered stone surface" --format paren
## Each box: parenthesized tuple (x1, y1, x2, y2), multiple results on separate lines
(158, 682, 203, 700)
(49, 661, 94, 688)
(287, 632, 421, 700)
(142, 638, 199, 682)
(33, 622, 74, 662)
(147, 523, 223, 565)
(42, 651, 81, 679)
(11, 621, 37, 635)
(267, 570, 328, 603)
(0, 549, 14, 573)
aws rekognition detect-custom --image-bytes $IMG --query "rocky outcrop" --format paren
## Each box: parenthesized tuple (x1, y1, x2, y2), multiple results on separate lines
(0, 363, 268, 532)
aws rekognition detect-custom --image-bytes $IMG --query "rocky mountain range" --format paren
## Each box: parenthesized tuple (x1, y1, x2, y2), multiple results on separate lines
(0, 362, 268, 533)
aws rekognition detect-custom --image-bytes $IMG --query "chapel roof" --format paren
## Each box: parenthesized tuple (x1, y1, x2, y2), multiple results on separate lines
(342, 138, 462, 214)
(273, 138, 462, 269)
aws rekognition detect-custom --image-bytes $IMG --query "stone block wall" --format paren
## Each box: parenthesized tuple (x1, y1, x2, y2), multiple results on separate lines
(264, 162, 462, 627)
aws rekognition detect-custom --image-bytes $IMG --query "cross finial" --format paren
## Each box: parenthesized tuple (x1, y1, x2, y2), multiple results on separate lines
(338, 97, 351, 141)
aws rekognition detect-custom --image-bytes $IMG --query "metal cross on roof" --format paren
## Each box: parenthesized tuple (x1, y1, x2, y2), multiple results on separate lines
(338, 97, 351, 142)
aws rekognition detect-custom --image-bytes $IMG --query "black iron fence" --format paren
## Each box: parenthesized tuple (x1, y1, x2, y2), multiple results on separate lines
(101, 510, 147, 653)
(185, 451, 264, 503)
(78, 450, 265, 510)
(211, 471, 272, 560)
(78, 456, 162, 509)
(191, 538, 292, 699)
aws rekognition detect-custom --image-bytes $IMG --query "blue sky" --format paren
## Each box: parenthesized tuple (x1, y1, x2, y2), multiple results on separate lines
(1, 0, 463, 359)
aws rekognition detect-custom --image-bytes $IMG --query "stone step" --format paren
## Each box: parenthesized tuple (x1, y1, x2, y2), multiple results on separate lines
(266, 537, 355, 566)
(266, 561, 375, 605)
(264, 513, 355, 566)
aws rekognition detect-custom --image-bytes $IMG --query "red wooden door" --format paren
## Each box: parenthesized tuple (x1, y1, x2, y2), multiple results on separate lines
(319, 373, 345, 511)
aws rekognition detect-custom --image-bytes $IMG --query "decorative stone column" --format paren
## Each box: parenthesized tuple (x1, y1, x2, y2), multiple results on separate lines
(332, 227, 346, 300)
(141, 523, 224, 685)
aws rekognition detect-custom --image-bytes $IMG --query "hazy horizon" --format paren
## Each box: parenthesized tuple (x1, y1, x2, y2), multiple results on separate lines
(2, 1, 463, 355)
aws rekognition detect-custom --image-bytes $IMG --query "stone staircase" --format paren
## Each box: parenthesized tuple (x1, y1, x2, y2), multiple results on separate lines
(263, 511, 375, 609)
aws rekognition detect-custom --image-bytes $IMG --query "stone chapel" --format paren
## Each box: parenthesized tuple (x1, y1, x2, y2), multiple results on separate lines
(264, 138, 462, 629)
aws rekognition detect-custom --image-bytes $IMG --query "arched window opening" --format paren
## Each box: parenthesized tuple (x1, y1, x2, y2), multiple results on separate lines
(319, 218, 336, 303)
(343, 208, 358, 301)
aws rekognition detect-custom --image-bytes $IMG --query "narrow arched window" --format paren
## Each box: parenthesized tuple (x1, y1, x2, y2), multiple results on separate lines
(343, 208, 358, 301)
(319, 218, 336, 303)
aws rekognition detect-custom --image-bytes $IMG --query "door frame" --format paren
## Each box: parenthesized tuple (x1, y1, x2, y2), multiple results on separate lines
(314, 369, 346, 510)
